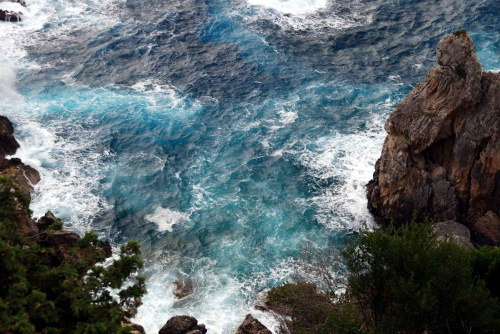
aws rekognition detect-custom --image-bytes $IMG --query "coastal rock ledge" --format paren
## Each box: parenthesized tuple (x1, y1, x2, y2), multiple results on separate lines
(367, 31, 499, 246)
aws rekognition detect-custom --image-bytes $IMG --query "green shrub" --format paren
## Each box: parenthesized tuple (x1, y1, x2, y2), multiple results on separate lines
(0, 176, 147, 333)
(342, 222, 500, 334)
(453, 28, 467, 37)
(270, 221, 500, 334)
(48, 220, 63, 231)
(267, 282, 363, 334)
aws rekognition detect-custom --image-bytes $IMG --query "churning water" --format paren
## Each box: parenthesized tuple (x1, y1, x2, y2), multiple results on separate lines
(0, 0, 499, 332)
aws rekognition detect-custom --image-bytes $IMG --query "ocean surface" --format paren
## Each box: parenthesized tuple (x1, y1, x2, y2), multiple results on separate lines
(0, 0, 499, 332)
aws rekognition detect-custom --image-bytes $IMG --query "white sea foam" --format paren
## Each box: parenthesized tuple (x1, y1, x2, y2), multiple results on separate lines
(9, 118, 113, 230)
(243, 0, 373, 33)
(278, 109, 298, 124)
(248, 0, 328, 15)
(145, 207, 190, 232)
(0, 2, 25, 12)
(136, 255, 282, 334)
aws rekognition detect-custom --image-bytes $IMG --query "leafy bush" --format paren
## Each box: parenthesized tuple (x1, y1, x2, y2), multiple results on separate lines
(267, 282, 363, 334)
(48, 219, 63, 231)
(343, 222, 500, 334)
(453, 28, 468, 37)
(269, 221, 500, 334)
(0, 176, 147, 333)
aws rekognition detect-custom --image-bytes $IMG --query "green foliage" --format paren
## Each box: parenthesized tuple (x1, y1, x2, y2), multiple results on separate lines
(48, 219, 63, 231)
(453, 28, 467, 37)
(471, 246, 500, 299)
(342, 222, 500, 334)
(270, 221, 500, 334)
(267, 282, 362, 334)
(0, 176, 147, 333)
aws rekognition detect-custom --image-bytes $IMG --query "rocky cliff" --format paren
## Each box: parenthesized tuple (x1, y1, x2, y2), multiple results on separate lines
(367, 31, 500, 246)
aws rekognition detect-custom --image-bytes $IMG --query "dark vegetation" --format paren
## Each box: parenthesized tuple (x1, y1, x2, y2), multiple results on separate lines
(267, 222, 500, 334)
(453, 29, 468, 37)
(0, 176, 146, 333)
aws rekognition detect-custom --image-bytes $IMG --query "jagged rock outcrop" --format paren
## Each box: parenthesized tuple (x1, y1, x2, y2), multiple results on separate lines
(236, 314, 272, 334)
(36, 211, 113, 267)
(0, 0, 25, 22)
(367, 31, 500, 246)
(0, 9, 23, 21)
(0, 115, 112, 263)
(158, 316, 207, 334)
(0, 116, 40, 197)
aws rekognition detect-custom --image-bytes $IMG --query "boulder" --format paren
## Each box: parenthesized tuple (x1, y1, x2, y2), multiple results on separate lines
(434, 220, 473, 249)
(0, 9, 23, 21)
(236, 314, 272, 334)
(36, 211, 60, 230)
(158, 316, 207, 334)
(367, 31, 500, 245)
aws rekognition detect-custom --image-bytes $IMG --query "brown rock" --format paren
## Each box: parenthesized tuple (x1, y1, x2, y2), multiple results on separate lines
(367, 32, 500, 245)
(0, 116, 41, 198)
(158, 316, 207, 334)
(36, 211, 112, 267)
(37, 211, 60, 230)
(236, 314, 272, 334)
(472, 211, 500, 246)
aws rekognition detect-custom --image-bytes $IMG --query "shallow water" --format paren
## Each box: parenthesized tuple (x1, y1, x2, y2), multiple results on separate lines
(0, 0, 499, 332)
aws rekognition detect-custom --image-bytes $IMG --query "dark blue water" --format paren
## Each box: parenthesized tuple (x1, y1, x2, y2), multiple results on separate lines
(0, 0, 499, 332)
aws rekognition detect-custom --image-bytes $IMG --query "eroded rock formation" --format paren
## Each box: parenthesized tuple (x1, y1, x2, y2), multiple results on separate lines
(367, 31, 500, 245)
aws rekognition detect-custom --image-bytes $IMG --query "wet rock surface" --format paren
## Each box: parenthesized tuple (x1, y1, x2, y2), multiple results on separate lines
(367, 32, 500, 245)
(158, 315, 207, 334)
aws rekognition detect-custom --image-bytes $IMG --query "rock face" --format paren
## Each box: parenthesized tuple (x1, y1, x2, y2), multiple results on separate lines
(158, 316, 207, 334)
(236, 314, 272, 334)
(367, 31, 500, 246)
(0, 116, 40, 197)
(0, 115, 112, 264)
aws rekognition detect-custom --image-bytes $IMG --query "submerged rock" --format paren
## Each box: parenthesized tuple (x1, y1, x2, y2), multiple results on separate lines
(367, 31, 500, 245)
(236, 314, 272, 334)
(158, 315, 207, 334)
(173, 279, 193, 299)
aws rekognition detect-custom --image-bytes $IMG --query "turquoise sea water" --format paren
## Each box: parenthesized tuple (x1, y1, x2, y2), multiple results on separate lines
(0, 0, 499, 332)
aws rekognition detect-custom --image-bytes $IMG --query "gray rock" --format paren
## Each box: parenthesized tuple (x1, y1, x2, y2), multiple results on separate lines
(434, 221, 473, 249)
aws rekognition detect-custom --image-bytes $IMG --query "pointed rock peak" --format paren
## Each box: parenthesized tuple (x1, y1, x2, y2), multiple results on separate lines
(436, 30, 482, 77)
